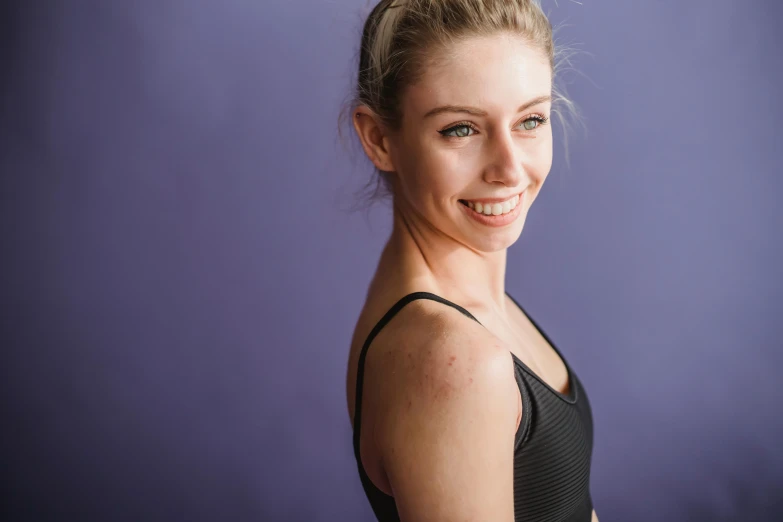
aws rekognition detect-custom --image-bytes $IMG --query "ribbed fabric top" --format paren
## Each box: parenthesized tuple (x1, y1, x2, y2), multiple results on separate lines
(352, 292, 594, 522)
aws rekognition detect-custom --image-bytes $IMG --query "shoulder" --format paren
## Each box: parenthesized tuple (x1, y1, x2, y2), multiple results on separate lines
(379, 302, 520, 455)
(370, 298, 520, 519)
(370, 295, 515, 393)
(391, 297, 515, 397)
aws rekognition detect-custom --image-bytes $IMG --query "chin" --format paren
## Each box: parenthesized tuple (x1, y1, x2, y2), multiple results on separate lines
(471, 224, 526, 253)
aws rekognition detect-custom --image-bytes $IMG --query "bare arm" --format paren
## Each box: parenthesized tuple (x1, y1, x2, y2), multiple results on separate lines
(376, 325, 521, 522)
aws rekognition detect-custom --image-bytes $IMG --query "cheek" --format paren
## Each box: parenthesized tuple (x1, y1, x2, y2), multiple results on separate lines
(427, 147, 478, 191)
(528, 137, 554, 183)
(401, 142, 475, 201)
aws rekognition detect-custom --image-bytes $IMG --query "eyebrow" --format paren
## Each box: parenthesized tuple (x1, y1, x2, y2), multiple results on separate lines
(423, 95, 552, 119)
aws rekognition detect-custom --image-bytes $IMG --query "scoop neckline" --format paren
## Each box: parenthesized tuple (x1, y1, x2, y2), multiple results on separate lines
(510, 350, 577, 403)
(503, 291, 578, 404)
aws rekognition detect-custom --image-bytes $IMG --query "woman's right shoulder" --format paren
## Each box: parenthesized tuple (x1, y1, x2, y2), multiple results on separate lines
(357, 290, 499, 368)
(360, 291, 518, 423)
(362, 294, 520, 520)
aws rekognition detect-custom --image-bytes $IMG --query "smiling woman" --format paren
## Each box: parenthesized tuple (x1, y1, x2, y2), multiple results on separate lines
(342, 1, 597, 521)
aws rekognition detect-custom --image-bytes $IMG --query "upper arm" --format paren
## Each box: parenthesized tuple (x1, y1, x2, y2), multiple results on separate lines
(376, 318, 520, 522)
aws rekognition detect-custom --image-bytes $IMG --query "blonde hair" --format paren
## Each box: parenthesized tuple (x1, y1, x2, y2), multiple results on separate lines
(343, 0, 579, 207)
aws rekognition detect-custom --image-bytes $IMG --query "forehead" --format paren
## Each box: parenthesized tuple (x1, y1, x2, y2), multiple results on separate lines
(404, 33, 552, 115)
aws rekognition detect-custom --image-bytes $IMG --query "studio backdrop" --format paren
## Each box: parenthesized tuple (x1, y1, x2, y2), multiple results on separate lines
(1, 1, 781, 521)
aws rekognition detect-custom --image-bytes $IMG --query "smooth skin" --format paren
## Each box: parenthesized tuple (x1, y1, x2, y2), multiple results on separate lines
(346, 33, 599, 522)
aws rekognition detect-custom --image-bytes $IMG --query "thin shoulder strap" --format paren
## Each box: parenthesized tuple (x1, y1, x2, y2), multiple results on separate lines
(352, 292, 481, 460)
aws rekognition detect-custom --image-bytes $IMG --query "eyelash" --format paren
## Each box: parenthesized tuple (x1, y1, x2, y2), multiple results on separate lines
(438, 114, 550, 138)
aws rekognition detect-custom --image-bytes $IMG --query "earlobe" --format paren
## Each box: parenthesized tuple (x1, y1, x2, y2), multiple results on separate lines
(352, 108, 396, 172)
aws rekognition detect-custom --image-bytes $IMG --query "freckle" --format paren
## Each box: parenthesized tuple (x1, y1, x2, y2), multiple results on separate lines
(469, 377, 473, 383)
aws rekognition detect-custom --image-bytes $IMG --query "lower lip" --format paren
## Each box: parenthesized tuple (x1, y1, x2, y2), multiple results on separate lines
(460, 192, 525, 228)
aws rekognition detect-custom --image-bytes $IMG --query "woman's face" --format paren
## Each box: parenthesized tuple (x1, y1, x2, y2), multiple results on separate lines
(388, 33, 553, 253)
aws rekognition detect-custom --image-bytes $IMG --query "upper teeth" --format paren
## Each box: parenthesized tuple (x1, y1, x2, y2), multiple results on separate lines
(465, 194, 520, 216)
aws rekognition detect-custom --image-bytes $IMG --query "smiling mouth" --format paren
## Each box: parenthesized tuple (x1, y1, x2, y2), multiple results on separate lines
(458, 192, 523, 216)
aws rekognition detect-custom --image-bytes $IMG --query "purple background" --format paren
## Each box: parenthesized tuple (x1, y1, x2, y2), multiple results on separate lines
(2, 1, 782, 520)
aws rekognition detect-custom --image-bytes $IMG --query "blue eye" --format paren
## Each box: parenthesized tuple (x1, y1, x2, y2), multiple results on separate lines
(439, 116, 549, 138)
(521, 115, 548, 131)
(439, 124, 476, 138)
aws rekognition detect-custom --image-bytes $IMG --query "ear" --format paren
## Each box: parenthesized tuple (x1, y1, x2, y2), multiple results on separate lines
(352, 106, 396, 172)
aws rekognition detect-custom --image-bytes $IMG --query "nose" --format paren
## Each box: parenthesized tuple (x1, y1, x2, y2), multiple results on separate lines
(483, 130, 524, 187)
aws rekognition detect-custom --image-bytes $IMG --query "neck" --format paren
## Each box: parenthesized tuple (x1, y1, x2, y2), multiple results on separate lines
(378, 196, 509, 311)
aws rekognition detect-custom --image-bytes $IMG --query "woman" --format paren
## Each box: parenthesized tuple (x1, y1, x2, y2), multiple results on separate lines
(344, 1, 597, 520)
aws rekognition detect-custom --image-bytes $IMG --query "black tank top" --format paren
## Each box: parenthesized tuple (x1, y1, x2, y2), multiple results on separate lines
(352, 291, 595, 522)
